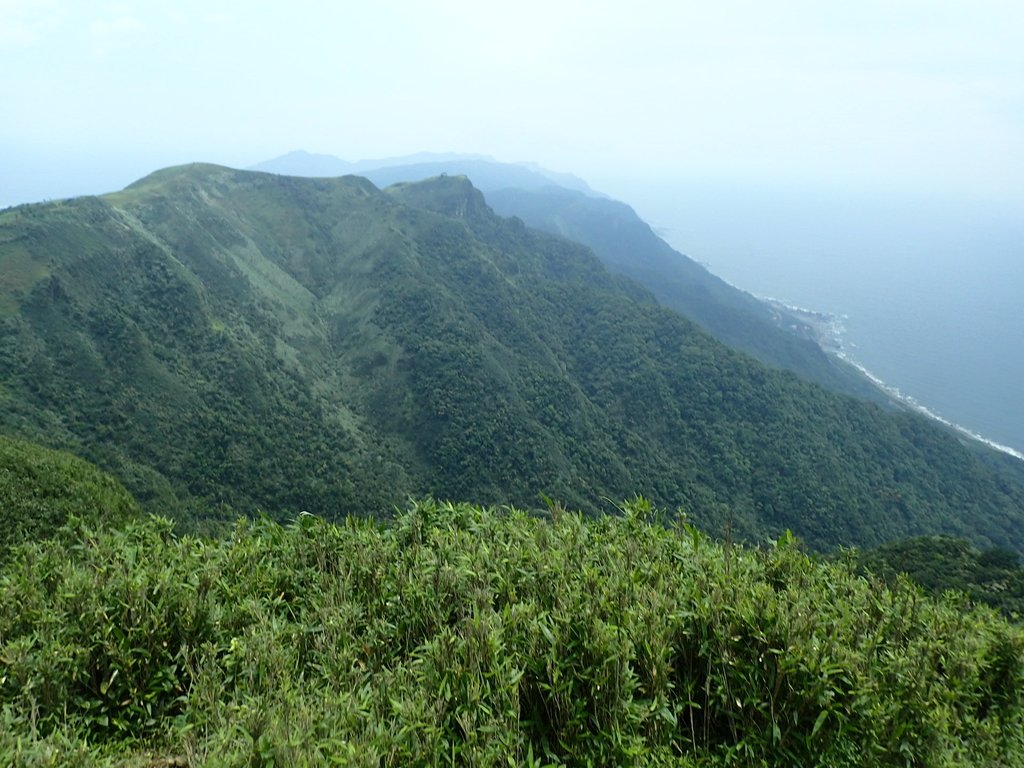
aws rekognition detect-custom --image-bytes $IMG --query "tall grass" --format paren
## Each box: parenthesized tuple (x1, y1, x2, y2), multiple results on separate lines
(1, 500, 1021, 766)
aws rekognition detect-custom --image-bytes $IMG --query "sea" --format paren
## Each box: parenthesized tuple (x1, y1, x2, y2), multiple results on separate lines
(628, 182, 1024, 460)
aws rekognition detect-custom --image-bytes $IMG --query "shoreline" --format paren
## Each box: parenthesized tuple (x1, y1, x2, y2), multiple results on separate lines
(762, 297, 1024, 464)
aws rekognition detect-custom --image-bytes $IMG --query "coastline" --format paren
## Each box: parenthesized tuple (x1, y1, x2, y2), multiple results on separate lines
(762, 298, 1024, 464)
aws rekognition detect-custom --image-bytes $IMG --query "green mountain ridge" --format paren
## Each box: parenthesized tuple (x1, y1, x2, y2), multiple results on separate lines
(1, 164, 1023, 550)
(484, 185, 886, 402)
(252, 152, 885, 401)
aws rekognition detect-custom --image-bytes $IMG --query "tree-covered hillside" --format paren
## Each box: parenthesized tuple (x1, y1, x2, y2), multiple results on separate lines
(0, 434, 138, 555)
(486, 185, 885, 402)
(1, 165, 1023, 549)
(1, 501, 1021, 766)
(861, 535, 1024, 619)
(256, 153, 885, 400)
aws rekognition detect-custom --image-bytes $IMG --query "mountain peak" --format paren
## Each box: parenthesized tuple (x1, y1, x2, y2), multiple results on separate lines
(385, 174, 491, 220)
(121, 162, 241, 195)
(250, 150, 352, 177)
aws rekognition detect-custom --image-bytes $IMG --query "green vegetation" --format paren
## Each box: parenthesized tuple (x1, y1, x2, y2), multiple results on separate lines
(861, 535, 1024, 619)
(5, 162, 1023, 766)
(486, 185, 885, 402)
(2, 500, 1021, 766)
(1, 166, 1024, 552)
(0, 434, 137, 555)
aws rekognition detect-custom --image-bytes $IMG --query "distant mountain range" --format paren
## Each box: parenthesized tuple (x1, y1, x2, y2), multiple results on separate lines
(251, 150, 597, 194)
(2, 163, 1023, 550)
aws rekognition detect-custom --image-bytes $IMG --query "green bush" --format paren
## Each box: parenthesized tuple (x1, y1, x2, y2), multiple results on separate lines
(0, 434, 138, 555)
(1, 500, 1021, 766)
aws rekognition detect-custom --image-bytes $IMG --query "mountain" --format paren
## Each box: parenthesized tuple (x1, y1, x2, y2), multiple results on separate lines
(252, 150, 597, 195)
(2, 164, 1023, 550)
(251, 152, 882, 400)
(485, 185, 885, 402)
(249, 149, 352, 176)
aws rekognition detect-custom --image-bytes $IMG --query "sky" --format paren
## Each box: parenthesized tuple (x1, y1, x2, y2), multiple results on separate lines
(2, 0, 1023, 208)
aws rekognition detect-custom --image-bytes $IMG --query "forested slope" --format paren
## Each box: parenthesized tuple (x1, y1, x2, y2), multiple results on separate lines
(258, 154, 883, 400)
(0, 433, 138, 554)
(1, 165, 1022, 549)
(861, 534, 1024, 618)
(486, 185, 885, 402)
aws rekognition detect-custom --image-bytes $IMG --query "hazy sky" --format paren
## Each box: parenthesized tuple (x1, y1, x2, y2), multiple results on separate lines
(2, 0, 1022, 207)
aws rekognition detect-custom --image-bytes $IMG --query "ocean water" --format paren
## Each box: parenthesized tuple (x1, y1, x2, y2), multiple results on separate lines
(626, 182, 1024, 458)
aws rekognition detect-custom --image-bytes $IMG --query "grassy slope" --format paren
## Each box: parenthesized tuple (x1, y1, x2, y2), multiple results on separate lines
(1, 166, 1023, 549)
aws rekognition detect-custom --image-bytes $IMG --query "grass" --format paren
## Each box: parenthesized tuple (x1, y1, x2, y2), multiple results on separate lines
(1, 499, 1021, 766)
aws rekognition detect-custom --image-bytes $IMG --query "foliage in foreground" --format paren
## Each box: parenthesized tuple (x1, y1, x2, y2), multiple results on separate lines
(1, 500, 1022, 767)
